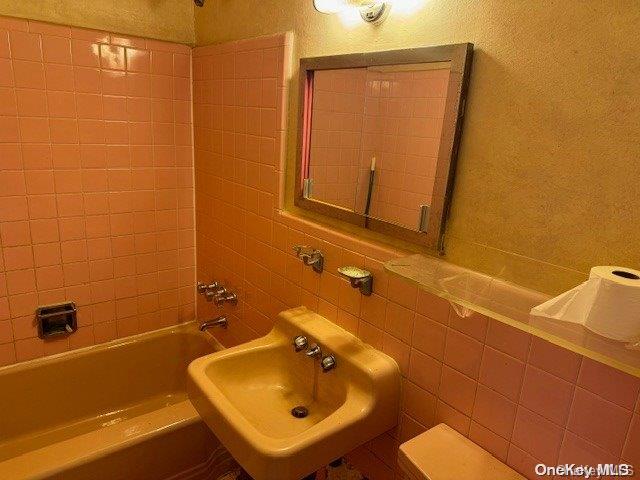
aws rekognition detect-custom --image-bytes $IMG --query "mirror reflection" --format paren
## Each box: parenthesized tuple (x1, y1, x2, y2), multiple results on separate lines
(305, 62, 451, 231)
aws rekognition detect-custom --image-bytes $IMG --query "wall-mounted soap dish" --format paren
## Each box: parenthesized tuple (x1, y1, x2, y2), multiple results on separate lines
(36, 302, 77, 339)
(338, 266, 373, 296)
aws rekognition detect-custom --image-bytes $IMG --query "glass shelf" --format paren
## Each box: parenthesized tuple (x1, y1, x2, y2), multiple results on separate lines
(384, 254, 640, 378)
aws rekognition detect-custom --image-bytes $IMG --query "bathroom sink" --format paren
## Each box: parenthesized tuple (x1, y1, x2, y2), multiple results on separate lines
(187, 306, 400, 480)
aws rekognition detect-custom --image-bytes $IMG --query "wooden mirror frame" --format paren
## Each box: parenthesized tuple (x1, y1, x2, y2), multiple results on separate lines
(295, 43, 473, 253)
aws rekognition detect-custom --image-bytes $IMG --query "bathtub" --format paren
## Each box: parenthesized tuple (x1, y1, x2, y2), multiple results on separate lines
(0, 322, 237, 480)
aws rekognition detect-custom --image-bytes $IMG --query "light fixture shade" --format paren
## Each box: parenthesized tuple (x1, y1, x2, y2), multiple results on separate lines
(313, 0, 348, 14)
(313, 0, 376, 14)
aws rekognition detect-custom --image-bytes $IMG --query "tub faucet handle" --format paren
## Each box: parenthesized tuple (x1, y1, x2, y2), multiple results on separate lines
(205, 286, 226, 302)
(214, 291, 238, 307)
(197, 281, 218, 295)
(198, 281, 226, 302)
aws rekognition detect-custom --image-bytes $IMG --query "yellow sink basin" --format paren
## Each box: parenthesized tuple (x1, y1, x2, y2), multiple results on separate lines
(187, 307, 401, 480)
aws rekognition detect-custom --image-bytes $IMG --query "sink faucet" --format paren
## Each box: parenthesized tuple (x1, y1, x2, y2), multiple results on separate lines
(200, 316, 228, 331)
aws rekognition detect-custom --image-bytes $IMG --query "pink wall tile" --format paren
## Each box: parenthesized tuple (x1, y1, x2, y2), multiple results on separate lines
(578, 358, 640, 410)
(622, 414, 640, 465)
(382, 333, 410, 375)
(443, 328, 483, 379)
(479, 346, 525, 401)
(519, 365, 574, 425)
(469, 421, 509, 462)
(415, 289, 449, 323)
(559, 431, 618, 466)
(528, 336, 582, 382)
(448, 309, 488, 342)
(485, 318, 531, 361)
(438, 365, 477, 416)
(383, 300, 414, 343)
(411, 313, 446, 360)
(0, 15, 194, 364)
(401, 379, 437, 428)
(472, 384, 516, 439)
(435, 399, 470, 436)
(506, 445, 542, 479)
(386, 275, 417, 310)
(408, 348, 441, 395)
(512, 406, 563, 464)
(567, 387, 632, 456)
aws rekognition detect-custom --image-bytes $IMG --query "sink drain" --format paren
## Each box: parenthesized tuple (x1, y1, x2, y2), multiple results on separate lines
(291, 406, 309, 418)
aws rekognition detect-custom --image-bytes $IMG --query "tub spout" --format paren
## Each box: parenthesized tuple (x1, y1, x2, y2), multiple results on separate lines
(200, 316, 228, 331)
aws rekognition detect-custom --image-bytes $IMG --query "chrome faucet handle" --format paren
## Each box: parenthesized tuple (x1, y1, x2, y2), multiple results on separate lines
(320, 354, 336, 372)
(199, 281, 226, 302)
(197, 281, 219, 295)
(204, 290, 216, 302)
(293, 335, 308, 352)
(213, 294, 225, 307)
(214, 291, 238, 307)
(205, 285, 226, 302)
(305, 343, 322, 359)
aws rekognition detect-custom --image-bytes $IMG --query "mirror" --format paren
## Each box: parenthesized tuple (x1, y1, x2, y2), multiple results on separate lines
(295, 44, 473, 252)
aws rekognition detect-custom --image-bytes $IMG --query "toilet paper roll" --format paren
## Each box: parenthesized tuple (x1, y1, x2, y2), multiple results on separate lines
(530, 266, 640, 342)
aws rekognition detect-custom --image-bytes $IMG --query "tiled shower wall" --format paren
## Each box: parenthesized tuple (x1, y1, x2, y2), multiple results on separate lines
(0, 16, 195, 365)
(193, 34, 640, 479)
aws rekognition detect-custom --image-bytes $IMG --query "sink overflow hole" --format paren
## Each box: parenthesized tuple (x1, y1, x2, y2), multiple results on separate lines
(291, 406, 309, 418)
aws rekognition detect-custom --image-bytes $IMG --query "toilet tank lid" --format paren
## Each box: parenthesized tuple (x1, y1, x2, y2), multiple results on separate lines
(398, 424, 525, 480)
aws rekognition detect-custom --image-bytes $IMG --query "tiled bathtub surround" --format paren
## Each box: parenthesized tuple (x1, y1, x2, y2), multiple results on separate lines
(193, 34, 640, 479)
(0, 16, 195, 365)
(193, 32, 291, 345)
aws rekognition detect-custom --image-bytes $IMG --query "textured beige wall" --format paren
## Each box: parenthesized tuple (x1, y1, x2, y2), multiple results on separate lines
(0, 0, 194, 44)
(195, 0, 640, 294)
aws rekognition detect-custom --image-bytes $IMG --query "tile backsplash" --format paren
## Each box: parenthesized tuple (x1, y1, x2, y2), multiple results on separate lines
(0, 16, 195, 364)
(193, 33, 640, 480)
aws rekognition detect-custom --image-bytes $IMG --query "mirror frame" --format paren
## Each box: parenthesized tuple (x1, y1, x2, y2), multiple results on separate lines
(295, 43, 473, 253)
